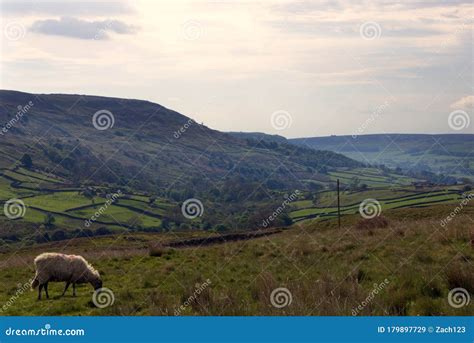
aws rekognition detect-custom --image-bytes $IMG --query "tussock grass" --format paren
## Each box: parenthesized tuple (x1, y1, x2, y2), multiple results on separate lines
(446, 262, 474, 294)
(0, 203, 472, 316)
(355, 216, 389, 230)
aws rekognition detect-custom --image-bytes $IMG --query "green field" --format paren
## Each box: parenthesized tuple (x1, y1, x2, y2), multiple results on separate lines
(0, 156, 472, 317)
(0, 167, 171, 238)
(0, 166, 471, 241)
(290, 188, 468, 222)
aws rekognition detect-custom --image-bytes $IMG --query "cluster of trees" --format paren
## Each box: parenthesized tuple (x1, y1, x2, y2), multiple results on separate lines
(35, 226, 113, 243)
(20, 154, 33, 169)
(348, 176, 368, 191)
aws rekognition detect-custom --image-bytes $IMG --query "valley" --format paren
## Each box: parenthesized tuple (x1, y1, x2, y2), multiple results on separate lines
(0, 90, 472, 317)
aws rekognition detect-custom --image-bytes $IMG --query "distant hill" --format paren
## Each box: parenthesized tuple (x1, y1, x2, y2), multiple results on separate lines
(0, 90, 360, 196)
(290, 134, 474, 180)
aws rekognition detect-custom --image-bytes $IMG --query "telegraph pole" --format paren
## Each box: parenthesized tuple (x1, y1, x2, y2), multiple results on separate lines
(337, 179, 341, 229)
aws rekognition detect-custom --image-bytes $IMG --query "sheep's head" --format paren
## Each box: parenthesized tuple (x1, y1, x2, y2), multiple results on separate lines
(91, 276, 103, 290)
(87, 265, 102, 290)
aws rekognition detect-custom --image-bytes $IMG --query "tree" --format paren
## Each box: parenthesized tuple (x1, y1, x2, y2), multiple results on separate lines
(160, 218, 171, 231)
(51, 230, 66, 241)
(35, 232, 50, 243)
(95, 227, 112, 236)
(44, 213, 56, 229)
(312, 193, 320, 207)
(214, 224, 227, 232)
(20, 154, 33, 169)
(349, 176, 361, 191)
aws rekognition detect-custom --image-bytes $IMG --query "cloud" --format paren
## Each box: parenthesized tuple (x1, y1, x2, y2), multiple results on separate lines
(30, 17, 138, 40)
(1, 0, 134, 16)
(450, 95, 474, 109)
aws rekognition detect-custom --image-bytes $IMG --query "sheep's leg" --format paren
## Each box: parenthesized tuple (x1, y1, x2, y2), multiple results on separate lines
(62, 282, 71, 296)
(44, 282, 49, 299)
(38, 284, 43, 300)
(73, 283, 76, 297)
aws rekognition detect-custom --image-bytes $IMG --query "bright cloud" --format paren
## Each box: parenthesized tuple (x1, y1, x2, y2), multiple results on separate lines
(451, 96, 474, 109)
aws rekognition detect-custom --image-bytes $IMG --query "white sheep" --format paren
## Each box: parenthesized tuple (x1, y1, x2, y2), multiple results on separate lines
(31, 253, 102, 300)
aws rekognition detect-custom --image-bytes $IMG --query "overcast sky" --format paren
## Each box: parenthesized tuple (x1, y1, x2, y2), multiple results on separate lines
(0, 0, 472, 138)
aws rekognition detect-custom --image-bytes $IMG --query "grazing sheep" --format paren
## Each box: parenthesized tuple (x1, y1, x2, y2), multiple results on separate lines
(31, 253, 102, 300)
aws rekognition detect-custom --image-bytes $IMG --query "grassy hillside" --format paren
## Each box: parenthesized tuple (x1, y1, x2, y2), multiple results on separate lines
(0, 203, 472, 316)
(0, 161, 465, 246)
(290, 186, 468, 223)
(3, 162, 469, 245)
(0, 90, 370, 231)
(0, 90, 359, 194)
(227, 132, 288, 144)
(290, 134, 474, 180)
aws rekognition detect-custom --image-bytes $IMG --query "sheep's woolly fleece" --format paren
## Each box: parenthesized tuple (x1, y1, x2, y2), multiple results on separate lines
(33, 253, 100, 285)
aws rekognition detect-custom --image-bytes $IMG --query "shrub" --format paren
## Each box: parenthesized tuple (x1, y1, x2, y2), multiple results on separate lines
(179, 223, 191, 230)
(95, 227, 112, 236)
(355, 216, 389, 230)
(421, 281, 442, 298)
(446, 263, 474, 293)
(413, 297, 443, 316)
(51, 230, 67, 241)
(20, 154, 33, 169)
(148, 243, 166, 257)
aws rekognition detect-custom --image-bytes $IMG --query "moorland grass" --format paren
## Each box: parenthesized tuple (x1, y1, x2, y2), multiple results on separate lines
(0, 203, 472, 316)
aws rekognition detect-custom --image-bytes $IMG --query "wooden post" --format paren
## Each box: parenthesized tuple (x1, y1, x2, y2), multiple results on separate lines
(337, 179, 341, 229)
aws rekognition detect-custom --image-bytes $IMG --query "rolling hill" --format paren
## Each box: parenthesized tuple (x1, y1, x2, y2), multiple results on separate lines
(2, 90, 470, 242)
(0, 89, 367, 236)
(0, 90, 360, 195)
(290, 134, 474, 180)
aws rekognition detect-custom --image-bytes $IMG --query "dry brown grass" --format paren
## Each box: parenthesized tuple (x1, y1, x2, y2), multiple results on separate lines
(446, 262, 474, 293)
(148, 243, 166, 257)
(1, 203, 473, 316)
(355, 216, 389, 230)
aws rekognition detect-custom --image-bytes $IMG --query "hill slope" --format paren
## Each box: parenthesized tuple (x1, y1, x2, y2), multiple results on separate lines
(1, 202, 472, 316)
(0, 90, 360, 194)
